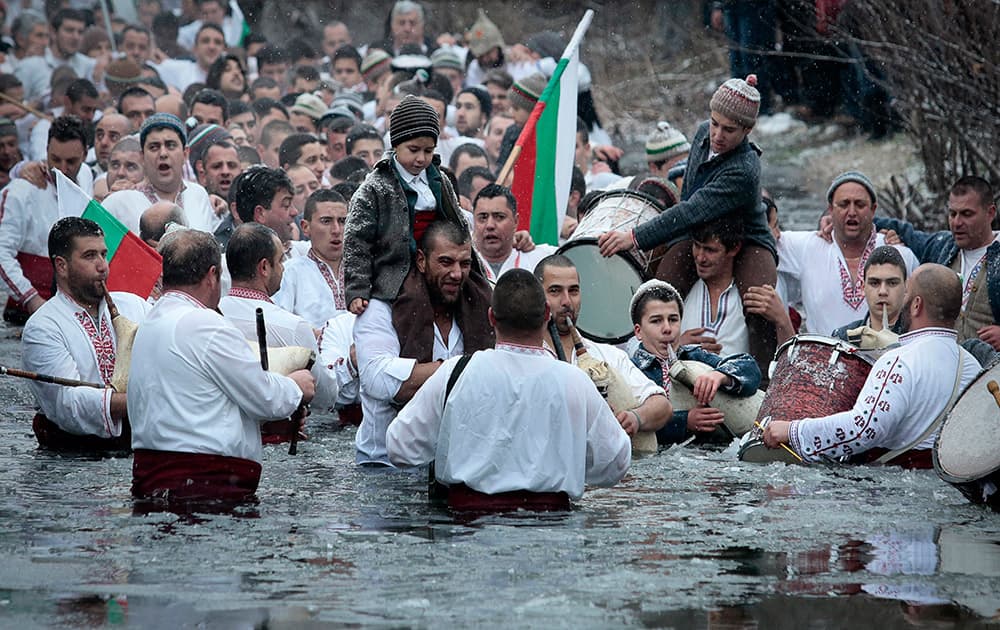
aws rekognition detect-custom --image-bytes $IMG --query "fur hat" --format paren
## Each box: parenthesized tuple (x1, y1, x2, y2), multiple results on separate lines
(466, 9, 505, 57)
(710, 74, 760, 128)
(827, 171, 877, 205)
(508, 72, 547, 113)
(140, 113, 187, 148)
(389, 94, 440, 147)
(645, 122, 691, 163)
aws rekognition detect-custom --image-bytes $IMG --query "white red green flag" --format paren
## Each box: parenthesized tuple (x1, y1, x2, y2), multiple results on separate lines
(510, 11, 594, 246)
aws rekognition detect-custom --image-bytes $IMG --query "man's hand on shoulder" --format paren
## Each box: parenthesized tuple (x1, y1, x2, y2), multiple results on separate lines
(978, 325, 1000, 351)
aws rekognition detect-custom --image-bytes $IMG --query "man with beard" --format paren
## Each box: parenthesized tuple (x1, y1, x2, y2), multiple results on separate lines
(765, 263, 980, 468)
(354, 220, 492, 466)
(21, 217, 149, 451)
(0, 116, 88, 322)
(102, 114, 219, 235)
(0, 117, 22, 188)
(535, 255, 672, 437)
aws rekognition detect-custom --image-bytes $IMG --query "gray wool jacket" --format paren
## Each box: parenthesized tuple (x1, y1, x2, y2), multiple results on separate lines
(633, 120, 776, 259)
(344, 152, 468, 304)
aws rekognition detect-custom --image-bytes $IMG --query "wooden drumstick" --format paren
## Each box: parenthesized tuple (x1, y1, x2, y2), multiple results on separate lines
(754, 420, 805, 462)
(987, 381, 1000, 409)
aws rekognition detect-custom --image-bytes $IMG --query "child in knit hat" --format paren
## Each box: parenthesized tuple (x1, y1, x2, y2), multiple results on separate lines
(599, 74, 779, 386)
(343, 94, 475, 315)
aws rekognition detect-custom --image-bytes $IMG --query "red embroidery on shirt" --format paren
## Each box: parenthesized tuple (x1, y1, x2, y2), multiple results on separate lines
(228, 287, 273, 302)
(307, 249, 345, 310)
(74, 311, 115, 385)
(837, 231, 877, 309)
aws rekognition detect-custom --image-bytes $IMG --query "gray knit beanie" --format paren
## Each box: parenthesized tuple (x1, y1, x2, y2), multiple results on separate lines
(389, 94, 440, 147)
(827, 171, 877, 205)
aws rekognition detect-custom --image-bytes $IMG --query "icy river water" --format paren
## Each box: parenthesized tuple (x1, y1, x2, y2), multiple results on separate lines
(1, 316, 999, 628)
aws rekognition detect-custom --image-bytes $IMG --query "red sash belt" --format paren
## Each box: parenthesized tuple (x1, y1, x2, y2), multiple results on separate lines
(412, 210, 437, 246)
(854, 447, 933, 470)
(446, 483, 571, 513)
(3, 252, 54, 324)
(132, 448, 262, 502)
(32, 413, 131, 453)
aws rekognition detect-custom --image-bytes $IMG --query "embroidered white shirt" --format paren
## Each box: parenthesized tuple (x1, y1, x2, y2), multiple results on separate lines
(681, 279, 750, 356)
(273, 252, 346, 328)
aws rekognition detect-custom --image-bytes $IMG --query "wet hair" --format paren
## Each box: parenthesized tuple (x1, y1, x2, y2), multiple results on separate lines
(251, 96, 288, 121)
(227, 222, 280, 282)
(304, 188, 347, 221)
(159, 229, 222, 287)
(457, 165, 495, 199)
(139, 203, 186, 243)
(278, 133, 320, 168)
(332, 44, 362, 68)
(419, 220, 470, 256)
(533, 254, 575, 285)
(195, 23, 225, 44)
(233, 165, 294, 223)
(228, 100, 250, 118)
(345, 124, 383, 154)
(492, 268, 547, 333)
(121, 24, 151, 42)
(48, 115, 88, 147)
(448, 142, 488, 172)
(117, 86, 154, 114)
(256, 45, 287, 68)
(65, 79, 98, 103)
(48, 217, 103, 263)
(473, 183, 516, 215)
(250, 76, 280, 96)
(329, 155, 369, 181)
(191, 88, 230, 121)
(864, 245, 908, 280)
(951, 175, 994, 208)
(630, 283, 684, 325)
(691, 215, 744, 252)
(50, 8, 86, 30)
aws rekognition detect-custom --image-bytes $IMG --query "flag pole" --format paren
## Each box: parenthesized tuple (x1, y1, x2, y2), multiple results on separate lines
(502, 9, 595, 179)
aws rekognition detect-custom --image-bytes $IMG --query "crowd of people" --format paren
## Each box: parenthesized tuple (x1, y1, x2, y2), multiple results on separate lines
(0, 0, 996, 513)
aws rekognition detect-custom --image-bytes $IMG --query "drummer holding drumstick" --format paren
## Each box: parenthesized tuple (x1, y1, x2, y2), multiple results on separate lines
(763, 264, 980, 468)
(598, 75, 778, 385)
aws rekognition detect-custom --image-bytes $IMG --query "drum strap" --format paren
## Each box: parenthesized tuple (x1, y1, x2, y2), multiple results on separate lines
(875, 354, 965, 464)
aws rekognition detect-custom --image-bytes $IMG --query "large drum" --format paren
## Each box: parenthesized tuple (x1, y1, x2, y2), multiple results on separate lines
(739, 335, 876, 464)
(557, 190, 665, 343)
(933, 359, 1000, 512)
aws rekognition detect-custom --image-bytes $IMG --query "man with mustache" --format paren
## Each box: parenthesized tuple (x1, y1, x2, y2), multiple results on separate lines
(21, 217, 149, 451)
(775, 171, 918, 337)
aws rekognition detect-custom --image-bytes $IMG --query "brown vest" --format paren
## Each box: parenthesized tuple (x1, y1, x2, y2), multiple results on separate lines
(951, 256, 993, 342)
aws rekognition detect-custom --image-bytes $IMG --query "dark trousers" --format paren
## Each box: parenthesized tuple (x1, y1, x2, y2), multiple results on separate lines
(654, 241, 777, 387)
(723, 0, 775, 113)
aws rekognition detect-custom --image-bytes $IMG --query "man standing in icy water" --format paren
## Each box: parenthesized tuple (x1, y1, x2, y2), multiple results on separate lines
(129, 229, 314, 505)
(764, 263, 979, 468)
(386, 269, 631, 512)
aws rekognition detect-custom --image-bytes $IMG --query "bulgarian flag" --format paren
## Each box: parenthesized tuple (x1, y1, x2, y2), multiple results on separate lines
(55, 170, 162, 299)
(508, 10, 594, 246)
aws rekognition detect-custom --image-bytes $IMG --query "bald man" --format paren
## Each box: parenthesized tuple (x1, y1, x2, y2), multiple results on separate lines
(764, 264, 980, 468)
(139, 201, 186, 248)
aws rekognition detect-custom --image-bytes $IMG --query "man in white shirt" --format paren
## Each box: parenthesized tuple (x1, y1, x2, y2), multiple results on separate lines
(129, 229, 315, 504)
(0, 115, 88, 323)
(679, 217, 750, 356)
(153, 24, 225, 92)
(472, 184, 555, 283)
(275, 189, 348, 327)
(102, 114, 219, 235)
(218, 223, 338, 430)
(22, 217, 149, 452)
(535, 255, 672, 436)
(777, 171, 919, 336)
(354, 220, 494, 466)
(388, 269, 631, 511)
(14, 9, 96, 103)
(764, 263, 980, 468)
(177, 0, 247, 50)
